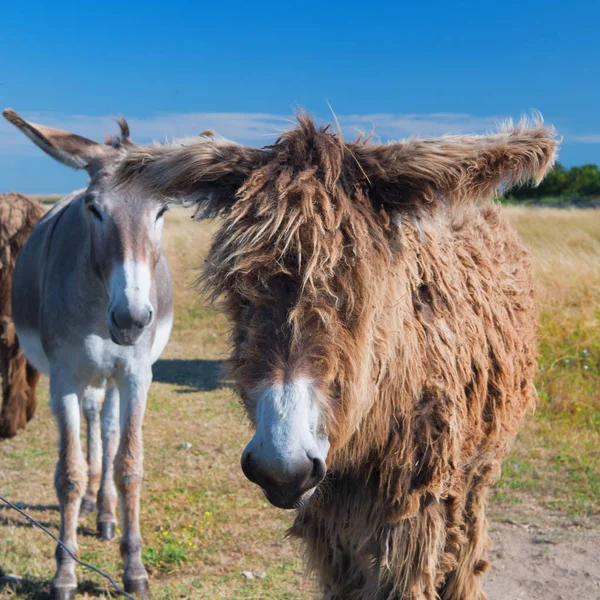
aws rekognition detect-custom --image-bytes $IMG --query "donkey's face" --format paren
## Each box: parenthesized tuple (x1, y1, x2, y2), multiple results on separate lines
(85, 178, 168, 345)
(3, 109, 168, 346)
(115, 116, 558, 508)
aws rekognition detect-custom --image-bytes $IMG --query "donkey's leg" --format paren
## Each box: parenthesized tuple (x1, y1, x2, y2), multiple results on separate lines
(49, 375, 87, 600)
(25, 361, 41, 422)
(0, 354, 27, 438)
(114, 368, 151, 598)
(97, 385, 120, 540)
(440, 474, 492, 600)
(81, 387, 105, 515)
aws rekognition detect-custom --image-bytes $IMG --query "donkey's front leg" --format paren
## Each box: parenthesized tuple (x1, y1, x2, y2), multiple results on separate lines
(97, 385, 120, 540)
(49, 375, 87, 600)
(115, 367, 151, 598)
(81, 386, 104, 515)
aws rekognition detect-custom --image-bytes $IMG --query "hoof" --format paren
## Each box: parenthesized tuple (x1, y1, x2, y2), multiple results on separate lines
(97, 521, 117, 541)
(50, 584, 77, 600)
(0, 424, 17, 439)
(124, 578, 150, 598)
(80, 499, 96, 515)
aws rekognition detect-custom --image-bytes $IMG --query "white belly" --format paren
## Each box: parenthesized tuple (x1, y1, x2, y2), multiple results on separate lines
(150, 314, 173, 364)
(17, 328, 50, 376)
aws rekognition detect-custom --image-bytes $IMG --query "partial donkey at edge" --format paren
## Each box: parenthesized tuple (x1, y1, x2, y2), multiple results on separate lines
(0, 192, 45, 438)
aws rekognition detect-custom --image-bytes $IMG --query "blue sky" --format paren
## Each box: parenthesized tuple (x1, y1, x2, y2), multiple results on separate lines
(1, 0, 599, 193)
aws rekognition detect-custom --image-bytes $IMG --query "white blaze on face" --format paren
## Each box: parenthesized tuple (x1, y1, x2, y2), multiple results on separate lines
(108, 260, 153, 323)
(246, 378, 330, 480)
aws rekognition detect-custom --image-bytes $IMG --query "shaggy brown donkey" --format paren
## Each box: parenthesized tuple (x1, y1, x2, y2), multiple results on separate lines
(0, 192, 44, 439)
(116, 117, 558, 600)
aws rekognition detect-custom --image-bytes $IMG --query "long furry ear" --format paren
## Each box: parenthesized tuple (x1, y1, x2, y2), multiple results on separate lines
(351, 119, 559, 208)
(115, 136, 266, 216)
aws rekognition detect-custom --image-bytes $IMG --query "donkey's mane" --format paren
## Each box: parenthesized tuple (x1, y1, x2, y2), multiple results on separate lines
(105, 117, 133, 150)
(201, 116, 394, 309)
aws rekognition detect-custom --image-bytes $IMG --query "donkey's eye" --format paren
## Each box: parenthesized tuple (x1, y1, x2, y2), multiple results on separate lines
(156, 205, 169, 221)
(88, 205, 103, 221)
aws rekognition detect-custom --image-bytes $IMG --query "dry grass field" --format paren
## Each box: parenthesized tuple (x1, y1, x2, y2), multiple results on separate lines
(0, 205, 598, 599)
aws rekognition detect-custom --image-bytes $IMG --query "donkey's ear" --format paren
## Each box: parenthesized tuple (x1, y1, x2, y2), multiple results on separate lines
(351, 119, 559, 209)
(3, 108, 107, 173)
(115, 136, 265, 216)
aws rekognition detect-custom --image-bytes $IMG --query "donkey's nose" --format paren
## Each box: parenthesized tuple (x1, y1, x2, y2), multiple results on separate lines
(241, 450, 326, 509)
(111, 305, 153, 331)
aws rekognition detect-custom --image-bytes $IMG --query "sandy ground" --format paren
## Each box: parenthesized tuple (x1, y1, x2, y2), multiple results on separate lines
(486, 504, 600, 600)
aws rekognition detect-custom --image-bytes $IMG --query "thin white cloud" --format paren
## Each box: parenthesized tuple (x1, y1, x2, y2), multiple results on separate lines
(337, 113, 503, 140)
(0, 109, 582, 155)
(568, 134, 600, 144)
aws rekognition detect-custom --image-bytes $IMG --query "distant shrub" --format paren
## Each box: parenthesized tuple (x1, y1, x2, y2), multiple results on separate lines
(502, 162, 600, 205)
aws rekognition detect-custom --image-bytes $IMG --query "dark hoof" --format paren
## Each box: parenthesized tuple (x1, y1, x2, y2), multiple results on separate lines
(80, 499, 96, 515)
(97, 521, 117, 540)
(50, 584, 77, 600)
(124, 578, 150, 598)
(0, 423, 18, 439)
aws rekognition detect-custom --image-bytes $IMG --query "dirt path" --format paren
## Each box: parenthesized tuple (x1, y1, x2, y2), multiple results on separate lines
(486, 505, 600, 600)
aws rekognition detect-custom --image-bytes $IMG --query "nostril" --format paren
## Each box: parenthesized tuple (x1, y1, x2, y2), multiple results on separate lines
(110, 310, 120, 329)
(110, 307, 152, 331)
(132, 307, 153, 329)
(310, 457, 326, 483)
(241, 452, 257, 484)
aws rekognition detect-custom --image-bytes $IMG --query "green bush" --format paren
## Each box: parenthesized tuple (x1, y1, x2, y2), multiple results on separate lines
(504, 162, 600, 204)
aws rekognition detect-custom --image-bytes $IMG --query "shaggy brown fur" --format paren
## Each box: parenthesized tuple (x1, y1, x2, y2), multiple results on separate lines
(0, 192, 44, 438)
(116, 116, 558, 599)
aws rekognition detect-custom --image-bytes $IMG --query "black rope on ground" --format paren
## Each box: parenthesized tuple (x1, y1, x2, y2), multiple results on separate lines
(0, 494, 135, 599)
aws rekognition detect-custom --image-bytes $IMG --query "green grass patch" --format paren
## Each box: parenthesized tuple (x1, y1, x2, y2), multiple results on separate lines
(494, 401, 600, 516)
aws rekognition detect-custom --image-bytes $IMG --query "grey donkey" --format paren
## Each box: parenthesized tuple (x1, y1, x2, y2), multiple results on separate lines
(3, 109, 174, 599)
